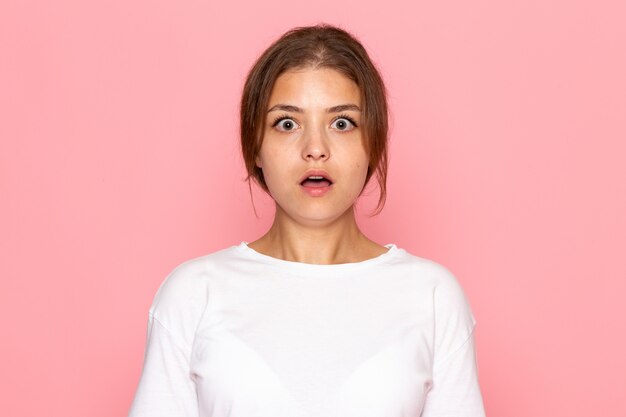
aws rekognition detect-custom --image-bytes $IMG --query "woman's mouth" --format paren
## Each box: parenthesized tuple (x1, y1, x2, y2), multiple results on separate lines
(300, 174, 333, 197)
(300, 176, 332, 188)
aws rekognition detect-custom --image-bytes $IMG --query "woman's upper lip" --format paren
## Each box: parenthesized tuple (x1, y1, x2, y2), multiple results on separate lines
(299, 169, 334, 184)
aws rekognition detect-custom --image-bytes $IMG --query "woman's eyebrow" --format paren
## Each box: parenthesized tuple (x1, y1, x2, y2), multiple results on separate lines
(267, 104, 361, 113)
(267, 104, 302, 113)
(327, 104, 361, 113)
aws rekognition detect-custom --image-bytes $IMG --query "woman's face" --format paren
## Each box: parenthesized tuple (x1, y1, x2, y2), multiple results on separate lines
(256, 67, 369, 226)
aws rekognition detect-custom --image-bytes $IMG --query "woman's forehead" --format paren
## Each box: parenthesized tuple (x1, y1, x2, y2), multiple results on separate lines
(267, 68, 361, 111)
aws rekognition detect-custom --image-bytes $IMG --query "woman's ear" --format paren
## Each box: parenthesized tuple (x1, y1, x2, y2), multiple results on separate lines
(255, 156, 262, 168)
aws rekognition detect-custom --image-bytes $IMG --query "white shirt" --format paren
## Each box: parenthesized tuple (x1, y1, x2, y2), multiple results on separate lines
(128, 242, 485, 417)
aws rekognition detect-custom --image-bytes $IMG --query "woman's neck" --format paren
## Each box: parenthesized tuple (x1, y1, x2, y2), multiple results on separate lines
(247, 205, 387, 265)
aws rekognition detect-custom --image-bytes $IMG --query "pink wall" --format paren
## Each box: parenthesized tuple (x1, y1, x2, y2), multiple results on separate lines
(2, 0, 625, 416)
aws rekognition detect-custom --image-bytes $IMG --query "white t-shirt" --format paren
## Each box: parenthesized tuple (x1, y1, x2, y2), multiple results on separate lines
(128, 242, 485, 417)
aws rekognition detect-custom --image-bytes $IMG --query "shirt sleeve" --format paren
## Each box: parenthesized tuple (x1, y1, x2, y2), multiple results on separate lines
(421, 327, 485, 417)
(127, 313, 199, 417)
(421, 265, 486, 417)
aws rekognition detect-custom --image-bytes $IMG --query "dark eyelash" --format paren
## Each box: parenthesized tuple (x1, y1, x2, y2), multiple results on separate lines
(271, 114, 293, 127)
(335, 113, 358, 127)
(271, 113, 358, 127)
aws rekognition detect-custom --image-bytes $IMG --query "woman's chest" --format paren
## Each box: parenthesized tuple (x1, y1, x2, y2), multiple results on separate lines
(189, 276, 435, 417)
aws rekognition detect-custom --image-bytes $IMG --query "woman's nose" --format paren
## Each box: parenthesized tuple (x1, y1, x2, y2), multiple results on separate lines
(301, 126, 330, 161)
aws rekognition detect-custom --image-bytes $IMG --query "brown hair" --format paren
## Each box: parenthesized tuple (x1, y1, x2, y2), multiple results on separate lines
(240, 23, 389, 214)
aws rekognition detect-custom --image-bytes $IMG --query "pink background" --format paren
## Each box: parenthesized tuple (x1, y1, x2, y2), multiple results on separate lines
(1, 0, 625, 416)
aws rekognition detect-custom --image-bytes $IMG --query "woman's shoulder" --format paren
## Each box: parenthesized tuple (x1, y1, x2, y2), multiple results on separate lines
(392, 247, 465, 287)
(148, 244, 242, 323)
(394, 247, 476, 325)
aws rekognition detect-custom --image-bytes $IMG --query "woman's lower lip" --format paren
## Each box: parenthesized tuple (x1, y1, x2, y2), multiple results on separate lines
(300, 184, 332, 197)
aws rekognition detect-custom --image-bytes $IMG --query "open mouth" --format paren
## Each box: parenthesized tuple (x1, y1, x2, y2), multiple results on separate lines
(300, 175, 333, 188)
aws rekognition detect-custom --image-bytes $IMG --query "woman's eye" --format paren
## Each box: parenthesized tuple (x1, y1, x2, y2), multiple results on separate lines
(275, 118, 299, 132)
(331, 118, 356, 131)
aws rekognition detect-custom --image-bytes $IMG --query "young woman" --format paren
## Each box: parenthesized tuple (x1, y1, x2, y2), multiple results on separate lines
(128, 24, 486, 417)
